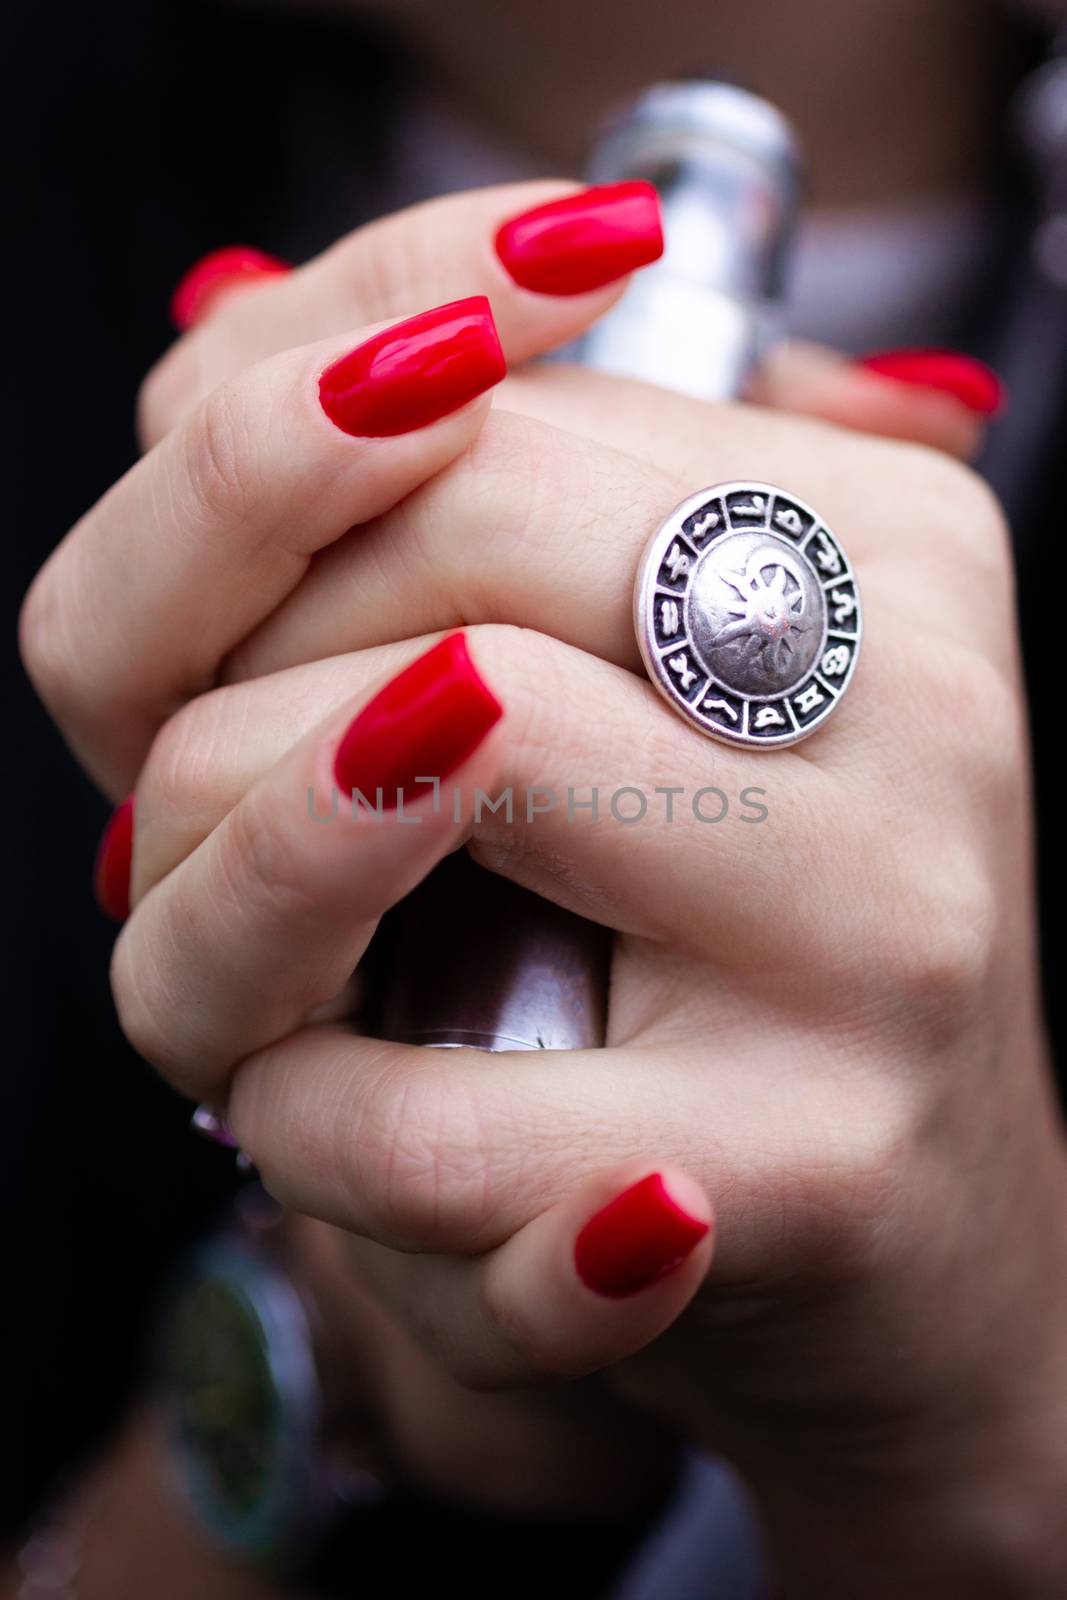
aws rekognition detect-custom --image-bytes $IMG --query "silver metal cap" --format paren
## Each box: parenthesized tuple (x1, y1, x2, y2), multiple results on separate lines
(575, 79, 803, 398)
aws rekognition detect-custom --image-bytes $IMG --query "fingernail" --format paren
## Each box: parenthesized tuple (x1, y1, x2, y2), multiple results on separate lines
(575, 1173, 709, 1299)
(170, 245, 291, 331)
(93, 796, 134, 921)
(857, 348, 1005, 416)
(190, 1105, 238, 1148)
(495, 181, 664, 296)
(318, 296, 506, 438)
(333, 633, 502, 807)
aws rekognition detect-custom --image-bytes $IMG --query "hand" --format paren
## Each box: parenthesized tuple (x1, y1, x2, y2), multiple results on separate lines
(22, 183, 1064, 1592)
(289, 1210, 678, 1521)
(138, 402, 1067, 1591)
(37, 404, 1067, 1588)
(20, 179, 690, 1529)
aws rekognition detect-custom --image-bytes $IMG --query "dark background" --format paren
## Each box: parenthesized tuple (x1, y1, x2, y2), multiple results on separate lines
(4, 0, 408, 1531)
(5, 0, 1065, 1539)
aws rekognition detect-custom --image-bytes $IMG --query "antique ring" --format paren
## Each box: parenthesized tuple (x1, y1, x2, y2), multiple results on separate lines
(634, 481, 862, 747)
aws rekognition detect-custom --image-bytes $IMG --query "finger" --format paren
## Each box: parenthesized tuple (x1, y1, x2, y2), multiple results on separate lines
(131, 624, 918, 1002)
(110, 634, 503, 1099)
(746, 340, 1001, 460)
(168, 244, 292, 332)
(225, 398, 1002, 689)
(20, 300, 505, 796)
(343, 1165, 712, 1390)
(141, 181, 664, 444)
(132, 624, 815, 930)
(226, 1017, 898, 1282)
(295, 1222, 679, 1520)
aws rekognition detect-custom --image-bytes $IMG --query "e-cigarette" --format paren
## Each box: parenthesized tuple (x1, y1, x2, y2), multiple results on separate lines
(576, 78, 801, 399)
(380, 80, 802, 1053)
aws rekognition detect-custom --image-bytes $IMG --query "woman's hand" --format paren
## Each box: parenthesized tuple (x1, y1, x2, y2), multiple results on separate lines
(18, 178, 694, 1527)
(288, 1209, 679, 1522)
(21, 181, 1063, 1592)
(43, 394, 1067, 1590)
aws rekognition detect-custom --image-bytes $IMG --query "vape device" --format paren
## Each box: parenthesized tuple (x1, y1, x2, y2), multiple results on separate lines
(381, 80, 803, 1053)
(576, 78, 801, 399)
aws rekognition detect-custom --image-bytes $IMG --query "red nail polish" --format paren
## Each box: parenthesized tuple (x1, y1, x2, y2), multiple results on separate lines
(495, 181, 664, 296)
(575, 1173, 709, 1299)
(334, 633, 503, 807)
(318, 297, 506, 438)
(94, 795, 134, 921)
(857, 349, 1005, 416)
(170, 245, 290, 331)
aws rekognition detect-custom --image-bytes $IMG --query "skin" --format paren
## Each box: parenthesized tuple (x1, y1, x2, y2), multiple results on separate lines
(20, 182, 1067, 1592)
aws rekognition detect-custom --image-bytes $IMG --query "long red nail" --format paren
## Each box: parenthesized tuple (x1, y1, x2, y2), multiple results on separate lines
(170, 245, 290, 331)
(334, 633, 503, 807)
(318, 297, 505, 438)
(575, 1173, 709, 1299)
(857, 349, 1005, 416)
(495, 181, 664, 296)
(94, 796, 135, 921)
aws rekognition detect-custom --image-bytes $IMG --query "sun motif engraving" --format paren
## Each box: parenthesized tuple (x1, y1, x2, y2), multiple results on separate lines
(639, 483, 861, 746)
(713, 546, 811, 678)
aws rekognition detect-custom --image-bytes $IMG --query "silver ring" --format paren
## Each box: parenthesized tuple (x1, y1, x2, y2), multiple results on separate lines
(634, 481, 862, 748)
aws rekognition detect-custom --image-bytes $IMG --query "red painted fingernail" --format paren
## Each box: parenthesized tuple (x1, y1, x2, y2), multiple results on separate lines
(857, 349, 1005, 416)
(334, 633, 503, 807)
(575, 1173, 709, 1299)
(93, 795, 134, 921)
(495, 181, 664, 296)
(318, 296, 506, 438)
(170, 245, 291, 331)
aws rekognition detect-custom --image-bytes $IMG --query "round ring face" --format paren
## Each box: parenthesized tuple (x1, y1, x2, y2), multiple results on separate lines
(634, 482, 862, 747)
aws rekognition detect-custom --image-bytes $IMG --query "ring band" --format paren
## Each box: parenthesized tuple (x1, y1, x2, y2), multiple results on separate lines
(634, 481, 862, 748)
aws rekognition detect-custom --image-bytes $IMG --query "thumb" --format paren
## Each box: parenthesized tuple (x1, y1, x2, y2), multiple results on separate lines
(345, 1163, 714, 1390)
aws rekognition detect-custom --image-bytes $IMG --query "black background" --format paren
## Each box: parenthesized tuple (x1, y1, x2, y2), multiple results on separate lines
(4, 0, 406, 1530)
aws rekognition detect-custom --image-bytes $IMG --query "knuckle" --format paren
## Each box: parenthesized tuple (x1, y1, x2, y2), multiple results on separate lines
(785, 1082, 930, 1284)
(470, 621, 571, 768)
(214, 790, 314, 930)
(134, 691, 239, 891)
(336, 199, 452, 321)
(18, 566, 74, 716)
(468, 411, 616, 573)
(137, 303, 254, 447)
(462, 622, 642, 920)
(947, 651, 1025, 772)
(333, 218, 402, 319)
(913, 448, 1012, 574)
(338, 1057, 496, 1251)
(138, 693, 223, 819)
(882, 851, 999, 1049)
(450, 414, 563, 606)
(461, 623, 571, 863)
(19, 538, 109, 739)
(179, 376, 264, 532)
(915, 641, 1027, 797)
(109, 923, 187, 1078)
(463, 407, 571, 494)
